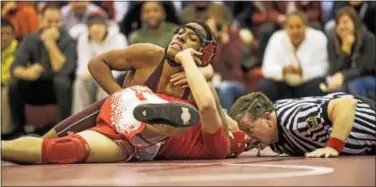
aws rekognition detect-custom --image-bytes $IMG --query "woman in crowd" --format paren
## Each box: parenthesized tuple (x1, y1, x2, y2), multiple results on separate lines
(324, 7, 375, 98)
(72, 11, 127, 113)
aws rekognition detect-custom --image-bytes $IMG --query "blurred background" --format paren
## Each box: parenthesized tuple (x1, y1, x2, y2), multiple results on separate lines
(1, 1, 375, 139)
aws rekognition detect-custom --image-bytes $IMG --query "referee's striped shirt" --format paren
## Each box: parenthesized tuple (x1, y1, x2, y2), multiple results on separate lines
(270, 92, 376, 156)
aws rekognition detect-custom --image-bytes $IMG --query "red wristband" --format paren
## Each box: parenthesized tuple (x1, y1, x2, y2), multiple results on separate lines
(327, 137, 345, 152)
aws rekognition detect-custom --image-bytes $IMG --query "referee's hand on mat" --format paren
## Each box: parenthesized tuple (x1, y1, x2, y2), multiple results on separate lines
(305, 147, 339, 158)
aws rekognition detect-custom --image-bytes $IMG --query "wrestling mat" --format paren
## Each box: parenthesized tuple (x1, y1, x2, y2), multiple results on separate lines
(2, 148, 375, 186)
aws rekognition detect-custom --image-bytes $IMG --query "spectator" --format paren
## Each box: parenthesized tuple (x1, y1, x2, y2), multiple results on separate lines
(61, 1, 104, 31)
(128, 1, 178, 48)
(256, 2, 295, 65)
(68, 9, 120, 40)
(221, 1, 255, 48)
(295, 1, 324, 30)
(258, 11, 328, 102)
(1, 18, 18, 136)
(325, 7, 375, 98)
(257, 2, 324, 64)
(113, 1, 131, 23)
(92, 1, 115, 20)
(117, 1, 180, 87)
(72, 11, 127, 114)
(179, 1, 212, 24)
(1, 1, 39, 40)
(119, 1, 179, 38)
(322, 1, 335, 22)
(223, 1, 254, 29)
(205, 4, 246, 112)
(36, 1, 67, 13)
(326, 1, 376, 35)
(9, 5, 76, 136)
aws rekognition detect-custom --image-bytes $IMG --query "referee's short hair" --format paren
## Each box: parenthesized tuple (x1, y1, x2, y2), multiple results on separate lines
(229, 92, 275, 121)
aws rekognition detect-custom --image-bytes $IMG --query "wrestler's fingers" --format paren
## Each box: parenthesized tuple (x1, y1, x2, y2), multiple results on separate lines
(173, 79, 188, 86)
(171, 72, 184, 79)
(192, 50, 203, 56)
(170, 74, 186, 83)
(193, 56, 203, 66)
(181, 84, 189, 88)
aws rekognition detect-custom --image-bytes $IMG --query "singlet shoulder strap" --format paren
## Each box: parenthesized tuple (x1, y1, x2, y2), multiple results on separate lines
(181, 88, 191, 100)
(144, 54, 166, 92)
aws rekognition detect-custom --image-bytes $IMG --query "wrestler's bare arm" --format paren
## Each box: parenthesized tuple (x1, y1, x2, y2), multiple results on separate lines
(200, 64, 214, 80)
(177, 49, 222, 134)
(88, 43, 163, 94)
(226, 114, 239, 131)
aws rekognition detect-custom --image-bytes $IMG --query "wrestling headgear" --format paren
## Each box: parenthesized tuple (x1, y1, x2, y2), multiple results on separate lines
(173, 21, 217, 67)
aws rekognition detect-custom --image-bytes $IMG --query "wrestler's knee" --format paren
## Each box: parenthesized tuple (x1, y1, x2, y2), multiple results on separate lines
(78, 130, 132, 162)
(42, 134, 90, 164)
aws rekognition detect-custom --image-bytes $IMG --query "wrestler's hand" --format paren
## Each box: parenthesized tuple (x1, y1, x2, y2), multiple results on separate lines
(175, 48, 203, 66)
(305, 147, 339, 158)
(227, 131, 250, 158)
(170, 72, 189, 88)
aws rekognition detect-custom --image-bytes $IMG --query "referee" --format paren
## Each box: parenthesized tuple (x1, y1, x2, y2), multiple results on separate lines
(230, 92, 375, 157)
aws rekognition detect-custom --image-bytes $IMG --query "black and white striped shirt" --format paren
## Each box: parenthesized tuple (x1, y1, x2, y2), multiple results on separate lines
(270, 92, 376, 156)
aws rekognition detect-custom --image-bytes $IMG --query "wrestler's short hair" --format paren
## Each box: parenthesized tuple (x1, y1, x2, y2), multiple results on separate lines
(191, 20, 215, 42)
(229, 92, 275, 122)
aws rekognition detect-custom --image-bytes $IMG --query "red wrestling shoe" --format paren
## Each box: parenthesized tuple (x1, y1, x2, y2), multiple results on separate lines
(133, 102, 200, 128)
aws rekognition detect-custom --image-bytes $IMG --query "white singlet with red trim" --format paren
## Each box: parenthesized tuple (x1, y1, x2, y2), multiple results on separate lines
(110, 85, 167, 135)
(109, 85, 168, 159)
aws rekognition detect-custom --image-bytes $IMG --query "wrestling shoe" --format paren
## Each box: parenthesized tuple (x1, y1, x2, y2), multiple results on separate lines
(133, 102, 200, 128)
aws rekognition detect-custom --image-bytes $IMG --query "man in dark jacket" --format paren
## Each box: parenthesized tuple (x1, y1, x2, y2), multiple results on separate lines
(8, 5, 77, 136)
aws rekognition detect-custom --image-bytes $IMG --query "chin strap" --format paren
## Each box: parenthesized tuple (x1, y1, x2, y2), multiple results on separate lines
(166, 58, 181, 67)
(164, 47, 181, 67)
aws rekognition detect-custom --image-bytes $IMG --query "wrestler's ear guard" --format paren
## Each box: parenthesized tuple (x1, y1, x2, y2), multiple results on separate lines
(200, 33, 216, 67)
(173, 26, 217, 67)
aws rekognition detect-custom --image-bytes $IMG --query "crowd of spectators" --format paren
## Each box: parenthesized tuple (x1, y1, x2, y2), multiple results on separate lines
(1, 1, 375, 139)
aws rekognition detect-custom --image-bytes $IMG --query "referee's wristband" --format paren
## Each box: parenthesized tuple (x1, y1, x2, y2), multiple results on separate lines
(327, 137, 345, 152)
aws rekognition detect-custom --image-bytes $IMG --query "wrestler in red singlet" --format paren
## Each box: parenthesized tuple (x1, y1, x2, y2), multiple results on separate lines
(90, 85, 229, 161)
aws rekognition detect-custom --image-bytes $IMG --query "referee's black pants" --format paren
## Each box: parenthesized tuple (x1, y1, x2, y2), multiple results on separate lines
(257, 77, 326, 102)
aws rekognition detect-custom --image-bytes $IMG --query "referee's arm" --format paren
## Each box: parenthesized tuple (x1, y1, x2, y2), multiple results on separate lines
(326, 97, 358, 151)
